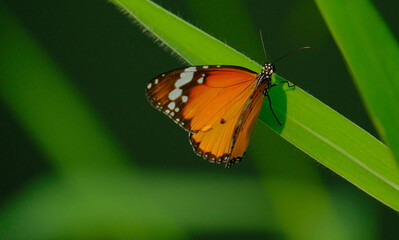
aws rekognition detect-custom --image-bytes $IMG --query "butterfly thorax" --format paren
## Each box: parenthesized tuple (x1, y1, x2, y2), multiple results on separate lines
(256, 63, 275, 91)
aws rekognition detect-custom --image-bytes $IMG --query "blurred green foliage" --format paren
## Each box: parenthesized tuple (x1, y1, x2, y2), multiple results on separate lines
(0, 0, 398, 239)
(315, 0, 399, 166)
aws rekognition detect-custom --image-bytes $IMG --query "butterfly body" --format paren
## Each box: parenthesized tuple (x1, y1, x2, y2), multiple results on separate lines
(146, 63, 276, 168)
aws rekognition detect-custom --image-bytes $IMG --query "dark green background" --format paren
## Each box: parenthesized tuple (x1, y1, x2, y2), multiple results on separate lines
(1, 0, 398, 239)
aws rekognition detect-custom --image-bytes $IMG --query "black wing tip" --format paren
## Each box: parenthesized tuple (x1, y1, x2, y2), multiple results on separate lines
(145, 80, 157, 104)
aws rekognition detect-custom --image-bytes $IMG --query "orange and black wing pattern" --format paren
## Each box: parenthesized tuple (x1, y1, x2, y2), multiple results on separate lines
(146, 65, 267, 167)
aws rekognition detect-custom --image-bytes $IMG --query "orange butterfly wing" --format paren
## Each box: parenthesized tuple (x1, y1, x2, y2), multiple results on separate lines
(228, 86, 267, 167)
(146, 65, 268, 167)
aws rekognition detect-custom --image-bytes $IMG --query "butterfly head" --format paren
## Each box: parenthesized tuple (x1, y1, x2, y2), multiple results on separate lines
(262, 63, 275, 78)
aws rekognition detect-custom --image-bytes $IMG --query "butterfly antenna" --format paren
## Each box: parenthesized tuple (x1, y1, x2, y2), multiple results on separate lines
(266, 93, 281, 126)
(272, 46, 311, 64)
(259, 29, 268, 61)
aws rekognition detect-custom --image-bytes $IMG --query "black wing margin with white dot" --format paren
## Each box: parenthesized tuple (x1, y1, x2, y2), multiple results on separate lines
(188, 132, 245, 168)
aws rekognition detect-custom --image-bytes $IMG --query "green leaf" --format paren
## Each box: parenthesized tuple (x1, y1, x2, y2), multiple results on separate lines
(314, 0, 399, 164)
(110, 0, 399, 210)
(251, 124, 358, 240)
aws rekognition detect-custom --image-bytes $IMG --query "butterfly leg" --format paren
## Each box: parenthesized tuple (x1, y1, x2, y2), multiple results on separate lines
(271, 80, 296, 88)
(264, 92, 282, 126)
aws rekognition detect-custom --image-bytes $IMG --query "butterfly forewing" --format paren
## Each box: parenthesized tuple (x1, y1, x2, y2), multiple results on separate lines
(146, 65, 263, 167)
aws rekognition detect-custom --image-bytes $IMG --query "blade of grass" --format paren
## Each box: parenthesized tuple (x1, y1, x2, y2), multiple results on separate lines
(314, 0, 399, 164)
(252, 124, 354, 240)
(186, 0, 261, 60)
(110, 0, 399, 210)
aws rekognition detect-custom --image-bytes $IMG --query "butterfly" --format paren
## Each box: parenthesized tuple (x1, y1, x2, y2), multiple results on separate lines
(145, 61, 297, 168)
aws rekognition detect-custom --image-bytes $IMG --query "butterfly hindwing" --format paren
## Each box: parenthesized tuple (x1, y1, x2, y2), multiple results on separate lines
(189, 80, 269, 167)
(188, 88, 252, 164)
(228, 85, 267, 167)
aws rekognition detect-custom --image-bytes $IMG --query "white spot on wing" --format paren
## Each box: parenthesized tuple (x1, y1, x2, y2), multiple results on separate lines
(167, 66, 197, 103)
(168, 101, 176, 110)
(197, 77, 204, 84)
(175, 72, 194, 88)
(185, 67, 197, 72)
(169, 89, 182, 100)
(175, 107, 179, 112)
(165, 109, 170, 114)
(154, 79, 159, 84)
(170, 112, 175, 116)
(203, 65, 209, 69)
(147, 83, 152, 89)
(182, 95, 188, 103)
